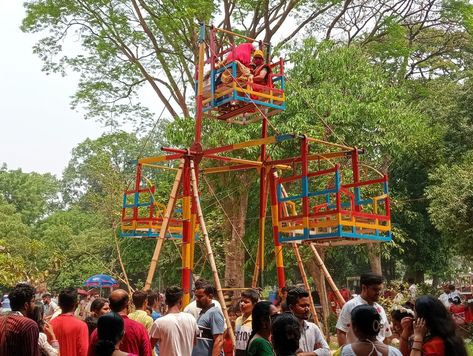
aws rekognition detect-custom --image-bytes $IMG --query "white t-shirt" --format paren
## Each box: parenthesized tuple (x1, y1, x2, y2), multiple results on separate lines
(149, 312, 199, 356)
(235, 315, 252, 356)
(299, 320, 331, 356)
(439, 292, 450, 308)
(336, 295, 392, 343)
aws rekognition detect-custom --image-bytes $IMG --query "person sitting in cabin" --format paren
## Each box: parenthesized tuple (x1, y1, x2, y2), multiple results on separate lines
(250, 50, 271, 86)
(206, 42, 257, 87)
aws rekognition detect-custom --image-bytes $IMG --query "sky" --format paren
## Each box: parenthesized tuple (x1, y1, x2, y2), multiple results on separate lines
(0, 2, 107, 177)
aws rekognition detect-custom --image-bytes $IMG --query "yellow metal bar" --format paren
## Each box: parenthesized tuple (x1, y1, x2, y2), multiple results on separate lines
(208, 155, 263, 166)
(141, 163, 179, 171)
(213, 27, 257, 43)
(279, 224, 305, 232)
(232, 136, 277, 149)
(307, 151, 352, 160)
(306, 137, 354, 151)
(235, 86, 285, 101)
(139, 155, 177, 164)
(202, 87, 234, 105)
(339, 220, 391, 231)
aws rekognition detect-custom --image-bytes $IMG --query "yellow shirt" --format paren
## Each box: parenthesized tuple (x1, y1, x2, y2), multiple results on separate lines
(128, 310, 153, 332)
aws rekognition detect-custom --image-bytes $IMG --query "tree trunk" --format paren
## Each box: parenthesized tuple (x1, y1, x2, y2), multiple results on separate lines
(367, 243, 382, 274)
(223, 176, 250, 289)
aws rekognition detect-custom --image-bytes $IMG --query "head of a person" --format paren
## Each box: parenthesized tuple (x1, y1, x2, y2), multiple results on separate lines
(286, 287, 310, 320)
(240, 289, 259, 316)
(31, 302, 46, 332)
(449, 296, 462, 305)
(442, 284, 449, 293)
(415, 295, 467, 356)
(252, 49, 265, 66)
(91, 298, 110, 317)
(195, 284, 214, 309)
(58, 288, 78, 313)
(407, 277, 415, 285)
(132, 290, 148, 310)
(228, 306, 238, 328)
(251, 301, 277, 336)
(9, 283, 36, 317)
(448, 284, 456, 292)
(271, 313, 301, 356)
(109, 289, 129, 313)
(95, 312, 125, 356)
(165, 286, 184, 308)
(351, 304, 382, 339)
(147, 292, 160, 311)
(42, 293, 52, 305)
(360, 272, 384, 303)
(391, 305, 415, 334)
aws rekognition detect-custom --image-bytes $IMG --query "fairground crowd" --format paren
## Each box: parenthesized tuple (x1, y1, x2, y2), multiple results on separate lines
(0, 272, 472, 356)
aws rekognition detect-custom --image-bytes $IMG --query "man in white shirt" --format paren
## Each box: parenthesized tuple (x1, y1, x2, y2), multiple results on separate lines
(438, 285, 450, 308)
(150, 286, 199, 356)
(42, 293, 59, 320)
(336, 272, 392, 346)
(286, 287, 330, 356)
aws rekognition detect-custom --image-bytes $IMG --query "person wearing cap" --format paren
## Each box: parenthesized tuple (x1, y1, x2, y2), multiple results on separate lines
(250, 50, 270, 86)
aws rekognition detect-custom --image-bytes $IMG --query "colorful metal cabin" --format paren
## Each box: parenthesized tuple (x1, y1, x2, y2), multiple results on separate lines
(201, 25, 286, 124)
(268, 136, 391, 244)
(121, 163, 198, 240)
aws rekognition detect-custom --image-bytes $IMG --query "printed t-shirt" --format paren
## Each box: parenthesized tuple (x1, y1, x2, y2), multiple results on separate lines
(336, 295, 392, 343)
(234, 314, 252, 356)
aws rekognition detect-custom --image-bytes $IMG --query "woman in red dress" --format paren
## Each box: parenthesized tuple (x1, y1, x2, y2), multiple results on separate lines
(400, 295, 467, 356)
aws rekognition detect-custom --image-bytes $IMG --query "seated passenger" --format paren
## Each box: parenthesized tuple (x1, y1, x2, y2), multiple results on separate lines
(250, 50, 271, 86)
(212, 42, 257, 85)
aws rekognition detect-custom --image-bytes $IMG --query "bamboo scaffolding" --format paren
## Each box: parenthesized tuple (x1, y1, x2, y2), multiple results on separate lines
(279, 183, 320, 326)
(189, 160, 236, 345)
(308, 243, 346, 307)
(144, 160, 184, 290)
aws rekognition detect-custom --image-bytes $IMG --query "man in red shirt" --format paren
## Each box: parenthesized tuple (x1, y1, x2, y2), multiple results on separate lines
(0, 283, 40, 356)
(88, 289, 152, 356)
(50, 288, 89, 356)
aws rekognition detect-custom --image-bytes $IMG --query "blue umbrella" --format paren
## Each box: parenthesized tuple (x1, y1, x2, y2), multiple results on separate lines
(84, 274, 119, 288)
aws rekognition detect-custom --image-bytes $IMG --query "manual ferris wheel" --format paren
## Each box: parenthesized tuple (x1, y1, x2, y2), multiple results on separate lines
(120, 23, 392, 337)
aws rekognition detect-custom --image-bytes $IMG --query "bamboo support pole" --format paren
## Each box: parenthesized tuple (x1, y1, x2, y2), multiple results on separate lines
(278, 183, 320, 326)
(189, 160, 236, 345)
(292, 243, 320, 326)
(144, 160, 184, 290)
(308, 243, 346, 307)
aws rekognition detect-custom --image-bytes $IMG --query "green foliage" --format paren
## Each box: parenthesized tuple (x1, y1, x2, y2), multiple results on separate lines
(427, 151, 473, 256)
(0, 165, 60, 225)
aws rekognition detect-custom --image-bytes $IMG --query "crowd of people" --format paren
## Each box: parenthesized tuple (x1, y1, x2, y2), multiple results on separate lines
(0, 272, 472, 356)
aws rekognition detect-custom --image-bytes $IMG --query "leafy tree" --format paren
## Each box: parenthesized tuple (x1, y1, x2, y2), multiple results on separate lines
(427, 151, 473, 257)
(0, 165, 60, 225)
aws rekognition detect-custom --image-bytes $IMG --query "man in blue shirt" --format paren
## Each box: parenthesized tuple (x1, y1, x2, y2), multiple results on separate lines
(192, 284, 224, 356)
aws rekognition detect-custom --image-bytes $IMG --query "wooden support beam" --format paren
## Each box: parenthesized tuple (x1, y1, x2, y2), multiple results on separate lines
(189, 160, 236, 346)
(144, 160, 184, 290)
